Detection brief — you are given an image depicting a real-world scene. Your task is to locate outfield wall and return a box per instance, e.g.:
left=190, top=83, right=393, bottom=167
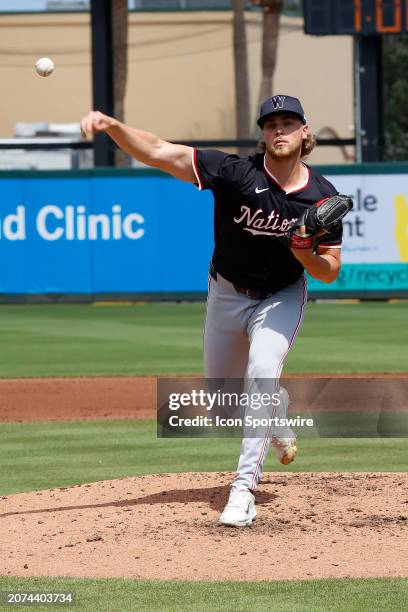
left=0, top=164, right=407, bottom=301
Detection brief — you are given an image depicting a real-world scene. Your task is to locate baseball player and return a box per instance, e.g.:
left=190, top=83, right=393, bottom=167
left=80, top=95, right=352, bottom=527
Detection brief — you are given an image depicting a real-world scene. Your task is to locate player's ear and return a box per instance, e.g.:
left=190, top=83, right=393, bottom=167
left=302, top=123, right=309, bottom=140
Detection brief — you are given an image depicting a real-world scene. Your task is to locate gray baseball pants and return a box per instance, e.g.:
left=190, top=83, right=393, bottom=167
left=204, top=270, right=307, bottom=490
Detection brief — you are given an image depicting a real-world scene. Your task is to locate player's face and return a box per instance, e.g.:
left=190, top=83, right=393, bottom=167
left=262, top=113, right=308, bottom=160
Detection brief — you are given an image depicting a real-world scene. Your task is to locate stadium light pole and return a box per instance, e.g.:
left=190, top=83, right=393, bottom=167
left=90, top=0, right=115, bottom=166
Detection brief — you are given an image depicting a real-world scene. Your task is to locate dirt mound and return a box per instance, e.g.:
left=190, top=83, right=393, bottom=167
left=1, top=472, right=407, bottom=581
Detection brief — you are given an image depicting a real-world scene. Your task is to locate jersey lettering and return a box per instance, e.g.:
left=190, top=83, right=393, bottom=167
left=234, top=206, right=298, bottom=236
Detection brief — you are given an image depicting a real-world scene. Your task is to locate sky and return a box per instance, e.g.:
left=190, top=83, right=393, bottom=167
left=0, top=1, right=139, bottom=9
left=0, top=1, right=47, bottom=9
left=0, top=1, right=111, bottom=10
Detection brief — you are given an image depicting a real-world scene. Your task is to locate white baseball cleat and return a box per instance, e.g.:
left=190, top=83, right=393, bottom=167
left=272, top=436, right=297, bottom=465
left=218, top=486, right=257, bottom=527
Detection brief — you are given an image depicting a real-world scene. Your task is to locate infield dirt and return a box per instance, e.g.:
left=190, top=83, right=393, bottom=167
left=1, top=374, right=407, bottom=422
left=1, top=375, right=407, bottom=582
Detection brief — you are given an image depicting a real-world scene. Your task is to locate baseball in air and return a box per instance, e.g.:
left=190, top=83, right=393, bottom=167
left=35, top=57, right=55, bottom=77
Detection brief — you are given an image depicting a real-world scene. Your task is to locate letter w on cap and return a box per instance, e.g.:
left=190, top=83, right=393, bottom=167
left=270, top=95, right=286, bottom=109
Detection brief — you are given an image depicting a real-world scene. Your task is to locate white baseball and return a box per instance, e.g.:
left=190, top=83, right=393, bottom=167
left=35, top=57, right=55, bottom=77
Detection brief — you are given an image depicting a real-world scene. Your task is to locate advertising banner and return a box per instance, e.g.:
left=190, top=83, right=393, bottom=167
left=0, top=172, right=213, bottom=295
left=307, top=170, right=408, bottom=294
left=0, top=165, right=407, bottom=298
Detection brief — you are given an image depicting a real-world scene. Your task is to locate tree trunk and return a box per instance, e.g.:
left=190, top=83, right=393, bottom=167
left=232, top=0, right=250, bottom=154
left=252, top=0, right=283, bottom=138
left=112, top=0, right=129, bottom=167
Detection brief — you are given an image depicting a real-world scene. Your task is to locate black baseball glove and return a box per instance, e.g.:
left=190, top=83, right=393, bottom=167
left=286, top=194, right=353, bottom=249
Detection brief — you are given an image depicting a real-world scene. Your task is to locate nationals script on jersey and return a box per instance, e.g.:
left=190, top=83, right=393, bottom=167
left=193, top=149, right=342, bottom=293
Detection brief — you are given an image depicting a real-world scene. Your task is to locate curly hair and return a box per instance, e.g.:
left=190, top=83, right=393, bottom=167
left=301, top=132, right=316, bottom=158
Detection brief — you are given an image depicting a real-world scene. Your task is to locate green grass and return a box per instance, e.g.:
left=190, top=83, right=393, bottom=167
left=0, top=302, right=407, bottom=377
left=0, top=303, right=204, bottom=377
left=0, top=303, right=406, bottom=601
left=0, top=420, right=407, bottom=496
left=0, top=577, right=406, bottom=611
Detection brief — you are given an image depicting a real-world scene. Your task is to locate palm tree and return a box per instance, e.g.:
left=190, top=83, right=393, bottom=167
left=232, top=0, right=251, bottom=153
left=112, top=0, right=129, bottom=166
left=251, top=0, right=283, bottom=137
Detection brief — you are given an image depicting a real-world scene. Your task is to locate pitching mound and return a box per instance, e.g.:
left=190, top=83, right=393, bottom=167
left=1, top=472, right=407, bottom=581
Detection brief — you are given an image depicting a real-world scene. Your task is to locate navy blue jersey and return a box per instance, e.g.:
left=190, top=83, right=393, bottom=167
left=193, top=149, right=341, bottom=293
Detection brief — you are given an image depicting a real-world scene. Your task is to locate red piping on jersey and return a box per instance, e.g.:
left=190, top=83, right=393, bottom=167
left=192, top=148, right=204, bottom=191
left=263, top=155, right=310, bottom=195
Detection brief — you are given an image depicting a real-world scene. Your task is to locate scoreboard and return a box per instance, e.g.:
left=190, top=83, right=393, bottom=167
left=304, top=0, right=408, bottom=36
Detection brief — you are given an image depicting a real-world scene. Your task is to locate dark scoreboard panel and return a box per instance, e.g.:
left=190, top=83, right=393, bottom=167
left=304, top=0, right=408, bottom=36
